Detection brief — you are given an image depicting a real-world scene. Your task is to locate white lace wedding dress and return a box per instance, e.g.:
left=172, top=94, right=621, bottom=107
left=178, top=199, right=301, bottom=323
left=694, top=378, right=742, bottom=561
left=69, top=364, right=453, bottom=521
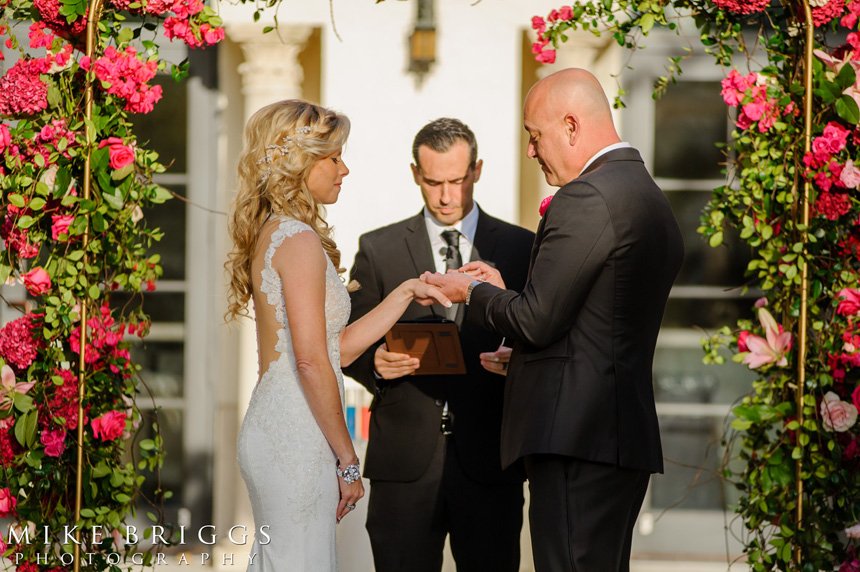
left=237, top=217, right=351, bottom=571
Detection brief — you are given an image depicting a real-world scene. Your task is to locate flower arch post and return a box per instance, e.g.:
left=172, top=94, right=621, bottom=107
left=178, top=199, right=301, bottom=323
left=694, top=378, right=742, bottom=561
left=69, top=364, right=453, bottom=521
left=0, top=0, right=226, bottom=562
left=72, top=0, right=106, bottom=566
left=529, top=0, right=860, bottom=568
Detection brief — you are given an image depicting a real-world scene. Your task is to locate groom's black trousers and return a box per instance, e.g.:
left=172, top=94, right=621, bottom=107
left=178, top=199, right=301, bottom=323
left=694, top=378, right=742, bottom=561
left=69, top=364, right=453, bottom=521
left=525, top=454, right=650, bottom=572
left=366, top=433, right=523, bottom=572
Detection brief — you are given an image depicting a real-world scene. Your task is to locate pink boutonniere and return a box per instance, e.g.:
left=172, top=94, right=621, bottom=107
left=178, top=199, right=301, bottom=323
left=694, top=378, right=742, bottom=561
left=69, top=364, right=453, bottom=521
left=538, top=195, right=554, bottom=217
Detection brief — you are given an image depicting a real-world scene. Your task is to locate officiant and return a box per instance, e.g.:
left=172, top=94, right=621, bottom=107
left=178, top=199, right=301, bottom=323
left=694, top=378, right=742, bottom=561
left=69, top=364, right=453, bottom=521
left=343, top=118, right=533, bottom=572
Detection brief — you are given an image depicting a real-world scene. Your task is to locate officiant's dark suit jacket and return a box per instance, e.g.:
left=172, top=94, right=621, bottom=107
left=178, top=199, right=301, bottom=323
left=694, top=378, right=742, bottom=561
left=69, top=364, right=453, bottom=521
left=343, top=208, right=533, bottom=484
left=468, top=148, right=684, bottom=473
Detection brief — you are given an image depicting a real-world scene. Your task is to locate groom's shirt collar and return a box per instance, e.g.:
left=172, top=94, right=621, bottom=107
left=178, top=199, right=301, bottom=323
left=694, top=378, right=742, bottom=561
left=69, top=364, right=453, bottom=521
left=580, top=142, right=632, bottom=176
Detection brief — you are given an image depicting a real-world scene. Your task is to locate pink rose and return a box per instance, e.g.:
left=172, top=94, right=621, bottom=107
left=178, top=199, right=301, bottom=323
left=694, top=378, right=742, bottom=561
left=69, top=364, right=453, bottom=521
left=531, top=15, right=546, bottom=33
left=842, top=159, right=860, bottom=189
left=837, top=288, right=860, bottom=316
left=22, top=267, right=51, bottom=296
left=820, top=391, right=858, bottom=432
left=539, top=194, right=554, bottom=217
left=51, top=214, right=73, bottom=240
left=97, top=137, right=135, bottom=170
left=754, top=297, right=768, bottom=308
left=40, top=428, right=66, bottom=457
left=559, top=5, right=573, bottom=20
left=0, top=488, right=16, bottom=517
left=91, top=410, right=126, bottom=441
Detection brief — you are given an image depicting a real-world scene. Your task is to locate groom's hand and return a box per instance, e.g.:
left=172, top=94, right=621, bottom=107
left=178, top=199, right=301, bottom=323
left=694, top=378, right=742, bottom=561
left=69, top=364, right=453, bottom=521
left=420, top=271, right=472, bottom=303
left=460, top=261, right=506, bottom=289
left=374, top=343, right=420, bottom=379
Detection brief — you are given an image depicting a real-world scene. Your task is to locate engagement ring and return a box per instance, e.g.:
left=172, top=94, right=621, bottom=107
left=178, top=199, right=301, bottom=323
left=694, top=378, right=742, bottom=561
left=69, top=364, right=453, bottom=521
left=346, top=504, right=356, bottom=510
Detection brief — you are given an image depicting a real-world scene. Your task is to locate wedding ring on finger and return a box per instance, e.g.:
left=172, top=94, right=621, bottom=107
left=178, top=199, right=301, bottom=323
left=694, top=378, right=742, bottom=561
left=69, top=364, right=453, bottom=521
left=346, top=504, right=356, bottom=511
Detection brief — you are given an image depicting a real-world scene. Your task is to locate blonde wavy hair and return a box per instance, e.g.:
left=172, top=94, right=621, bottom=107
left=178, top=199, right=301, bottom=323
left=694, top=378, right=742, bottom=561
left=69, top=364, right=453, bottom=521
left=225, top=99, right=351, bottom=321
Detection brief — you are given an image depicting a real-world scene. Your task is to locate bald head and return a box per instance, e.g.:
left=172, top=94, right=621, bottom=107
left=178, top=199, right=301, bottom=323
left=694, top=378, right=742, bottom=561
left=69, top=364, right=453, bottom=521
left=523, top=68, right=620, bottom=186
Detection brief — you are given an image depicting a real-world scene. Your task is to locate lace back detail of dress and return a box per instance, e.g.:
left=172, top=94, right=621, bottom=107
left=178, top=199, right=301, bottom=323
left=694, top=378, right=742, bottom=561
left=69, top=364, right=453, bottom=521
left=259, top=218, right=314, bottom=355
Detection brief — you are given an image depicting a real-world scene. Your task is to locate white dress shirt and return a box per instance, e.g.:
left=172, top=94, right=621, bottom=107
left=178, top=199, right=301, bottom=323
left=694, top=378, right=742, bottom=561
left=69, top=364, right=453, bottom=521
left=424, top=203, right=479, bottom=273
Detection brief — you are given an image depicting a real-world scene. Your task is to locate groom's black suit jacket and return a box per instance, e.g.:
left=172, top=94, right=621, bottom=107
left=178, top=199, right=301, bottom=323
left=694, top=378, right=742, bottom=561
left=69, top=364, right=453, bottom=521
left=344, top=208, right=534, bottom=484
left=469, top=148, right=684, bottom=473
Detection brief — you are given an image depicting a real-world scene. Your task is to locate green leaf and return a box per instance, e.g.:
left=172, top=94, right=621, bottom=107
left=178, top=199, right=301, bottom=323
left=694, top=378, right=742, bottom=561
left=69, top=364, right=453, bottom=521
left=8, top=194, right=26, bottom=208
left=29, top=198, right=46, bottom=211
left=80, top=508, right=96, bottom=518
left=12, top=392, right=33, bottom=414
left=139, top=438, right=156, bottom=451
left=103, top=191, right=124, bottom=210
left=88, top=284, right=101, bottom=299
left=150, top=185, right=173, bottom=204
left=110, top=163, right=134, bottom=181
left=16, top=216, right=36, bottom=229
left=14, top=410, right=38, bottom=448
left=639, top=13, right=655, bottom=34
left=836, top=94, right=860, bottom=125
left=709, top=231, right=723, bottom=248
left=837, top=60, right=857, bottom=89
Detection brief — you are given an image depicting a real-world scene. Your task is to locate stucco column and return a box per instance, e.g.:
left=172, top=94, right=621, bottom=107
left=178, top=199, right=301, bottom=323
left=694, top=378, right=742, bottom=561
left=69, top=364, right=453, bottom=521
left=230, top=24, right=313, bottom=117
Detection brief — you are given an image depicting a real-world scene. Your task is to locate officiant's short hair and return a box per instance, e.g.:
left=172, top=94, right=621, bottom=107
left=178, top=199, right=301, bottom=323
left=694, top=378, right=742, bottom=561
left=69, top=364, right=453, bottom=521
left=412, top=118, right=478, bottom=169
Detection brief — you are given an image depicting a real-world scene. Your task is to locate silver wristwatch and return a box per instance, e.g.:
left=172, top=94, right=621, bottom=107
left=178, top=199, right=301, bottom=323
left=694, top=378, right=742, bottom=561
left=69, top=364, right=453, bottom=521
left=465, top=280, right=484, bottom=305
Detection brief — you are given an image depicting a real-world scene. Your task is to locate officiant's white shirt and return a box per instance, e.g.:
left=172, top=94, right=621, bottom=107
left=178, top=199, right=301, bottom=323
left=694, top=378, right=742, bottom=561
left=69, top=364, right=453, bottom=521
left=424, top=204, right=479, bottom=273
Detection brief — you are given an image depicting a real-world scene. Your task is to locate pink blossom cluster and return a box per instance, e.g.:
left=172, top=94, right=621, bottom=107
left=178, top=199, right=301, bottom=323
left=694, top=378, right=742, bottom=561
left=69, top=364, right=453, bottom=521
left=84, top=47, right=162, bottom=114
left=164, top=18, right=224, bottom=48
left=69, top=304, right=133, bottom=376
left=1, top=205, right=40, bottom=259
left=530, top=7, right=572, bottom=65
left=811, top=0, right=846, bottom=27
left=0, top=59, right=48, bottom=116
left=843, top=0, right=860, bottom=28
left=720, top=70, right=792, bottom=133
left=38, top=368, right=85, bottom=437
left=0, top=418, right=17, bottom=467
left=33, top=0, right=87, bottom=37
left=0, top=314, right=42, bottom=371
left=27, top=22, right=54, bottom=50
left=799, top=121, right=860, bottom=220
left=711, top=0, right=770, bottom=15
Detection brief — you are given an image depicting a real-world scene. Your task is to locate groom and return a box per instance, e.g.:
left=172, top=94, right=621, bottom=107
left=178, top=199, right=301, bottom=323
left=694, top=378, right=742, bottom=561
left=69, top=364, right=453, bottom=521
left=424, top=69, right=684, bottom=571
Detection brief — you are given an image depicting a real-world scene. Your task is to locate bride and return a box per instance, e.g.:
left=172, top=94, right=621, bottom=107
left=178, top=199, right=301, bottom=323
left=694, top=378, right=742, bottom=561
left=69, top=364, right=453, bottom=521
left=225, top=100, right=450, bottom=570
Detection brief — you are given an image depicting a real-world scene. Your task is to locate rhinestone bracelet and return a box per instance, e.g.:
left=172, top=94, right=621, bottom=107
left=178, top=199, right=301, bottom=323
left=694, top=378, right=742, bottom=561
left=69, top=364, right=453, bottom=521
left=336, top=462, right=361, bottom=485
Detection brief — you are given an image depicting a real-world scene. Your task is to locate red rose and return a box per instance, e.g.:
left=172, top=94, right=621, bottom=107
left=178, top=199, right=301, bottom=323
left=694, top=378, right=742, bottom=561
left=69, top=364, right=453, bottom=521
left=0, top=487, right=16, bottom=517
left=91, top=410, right=126, bottom=441
left=22, top=267, right=51, bottom=296
left=98, top=137, right=135, bottom=170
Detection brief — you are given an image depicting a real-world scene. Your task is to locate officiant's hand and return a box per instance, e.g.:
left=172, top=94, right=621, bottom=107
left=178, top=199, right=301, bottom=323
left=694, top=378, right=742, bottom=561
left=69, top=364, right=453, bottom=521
left=374, top=343, right=420, bottom=379
left=460, top=261, right=506, bottom=289
left=480, top=344, right=512, bottom=376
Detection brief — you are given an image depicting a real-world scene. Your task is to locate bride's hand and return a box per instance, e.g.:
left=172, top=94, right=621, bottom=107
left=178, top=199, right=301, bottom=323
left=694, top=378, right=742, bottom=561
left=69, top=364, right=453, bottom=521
left=336, top=474, right=364, bottom=523
left=404, top=278, right=452, bottom=308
